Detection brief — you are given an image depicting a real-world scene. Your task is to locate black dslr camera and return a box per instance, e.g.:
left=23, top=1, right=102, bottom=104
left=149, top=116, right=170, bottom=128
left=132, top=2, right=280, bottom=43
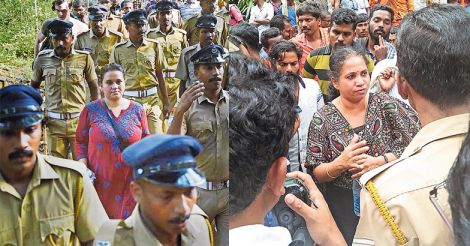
left=273, top=177, right=316, bottom=246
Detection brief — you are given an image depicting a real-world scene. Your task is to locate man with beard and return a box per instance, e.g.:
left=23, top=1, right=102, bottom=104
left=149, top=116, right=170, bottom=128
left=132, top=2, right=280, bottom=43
left=31, top=19, right=99, bottom=159
left=176, top=15, right=227, bottom=95
left=269, top=40, right=324, bottom=172
left=94, top=134, right=212, bottom=246
left=75, top=5, right=123, bottom=82
left=168, top=45, right=229, bottom=246
left=34, top=0, right=89, bottom=56
left=184, top=0, right=228, bottom=46
left=362, top=4, right=396, bottom=64
left=355, top=13, right=369, bottom=38
left=291, top=2, right=329, bottom=71
left=0, top=85, right=107, bottom=245
left=147, top=0, right=189, bottom=110
left=110, top=9, right=170, bottom=134
left=302, top=8, right=374, bottom=101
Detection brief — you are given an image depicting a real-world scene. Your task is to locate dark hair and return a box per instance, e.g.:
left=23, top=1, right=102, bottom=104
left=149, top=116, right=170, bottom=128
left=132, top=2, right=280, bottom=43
left=330, top=8, right=357, bottom=30
left=229, top=22, right=260, bottom=51
left=321, top=10, right=331, bottom=18
left=448, top=121, right=470, bottom=246
left=260, top=27, right=282, bottom=49
left=102, top=63, right=125, bottom=78
left=269, top=40, right=302, bottom=67
left=270, top=15, right=290, bottom=32
left=229, top=69, right=297, bottom=216
left=356, top=13, right=369, bottom=24
left=52, top=0, right=69, bottom=10
left=296, top=2, right=322, bottom=18
left=121, top=0, right=132, bottom=8
left=228, top=52, right=266, bottom=87
left=72, top=0, right=85, bottom=8
left=328, top=46, right=369, bottom=101
left=369, top=4, right=394, bottom=22
left=390, top=26, right=398, bottom=34
left=396, top=4, right=470, bottom=109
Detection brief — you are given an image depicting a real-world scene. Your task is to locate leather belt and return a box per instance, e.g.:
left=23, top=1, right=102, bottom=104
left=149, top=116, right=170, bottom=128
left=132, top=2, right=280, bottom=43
left=123, top=87, right=158, bottom=97
left=163, top=71, right=176, bottom=78
left=47, top=112, right=81, bottom=120
left=198, top=180, right=229, bottom=190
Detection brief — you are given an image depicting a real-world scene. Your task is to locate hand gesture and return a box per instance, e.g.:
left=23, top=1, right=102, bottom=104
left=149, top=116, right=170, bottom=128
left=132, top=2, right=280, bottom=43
left=373, top=35, right=388, bottom=62
left=162, top=103, right=171, bottom=119
left=176, top=82, right=205, bottom=114
left=285, top=171, right=347, bottom=246
left=349, top=154, right=382, bottom=179
left=378, top=67, right=396, bottom=93
left=334, top=134, right=369, bottom=171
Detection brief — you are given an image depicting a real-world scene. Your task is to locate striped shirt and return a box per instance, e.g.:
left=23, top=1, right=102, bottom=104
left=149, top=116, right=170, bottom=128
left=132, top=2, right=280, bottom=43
left=180, top=2, right=202, bottom=21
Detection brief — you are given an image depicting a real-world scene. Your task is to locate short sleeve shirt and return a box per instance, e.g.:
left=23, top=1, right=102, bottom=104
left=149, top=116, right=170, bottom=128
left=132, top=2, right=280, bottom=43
left=146, top=27, right=188, bottom=71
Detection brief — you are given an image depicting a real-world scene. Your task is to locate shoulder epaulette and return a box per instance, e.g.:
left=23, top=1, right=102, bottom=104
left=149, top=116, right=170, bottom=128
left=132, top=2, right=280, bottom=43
left=37, top=49, right=53, bottom=56
left=44, top=155, right=87, bottom=176
left=174, top=28, right=187, bottom=35
left=75, top=49, right=90, bottom=55
left=108, top=29, right=123, bottom=37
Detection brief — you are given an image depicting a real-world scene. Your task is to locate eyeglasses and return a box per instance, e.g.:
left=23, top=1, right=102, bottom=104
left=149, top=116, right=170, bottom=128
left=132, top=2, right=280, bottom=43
left=429, top=179, right=453, bottom=234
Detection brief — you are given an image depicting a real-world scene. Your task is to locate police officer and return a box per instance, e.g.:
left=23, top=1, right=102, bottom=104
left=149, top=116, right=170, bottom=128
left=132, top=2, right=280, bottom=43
left=168, top=44, right=229, bottom=246
left=110, top=9, right=171, bottom=134
left=146, top=0, right=189, bottom=111
left=75, top=4, right=123, bottom=81
left=147, top=2, right=184, bottom=29
left=98, top=0, right=130, bottom=39
left=183, top=0, right=228, bottom=46
left=31, top=19, right=99, bottom=159
left=0, top=85, right=108, bottom=245
left=176, top=14, right=228, bottom=96
left=94, top=134, right=213, bottom=246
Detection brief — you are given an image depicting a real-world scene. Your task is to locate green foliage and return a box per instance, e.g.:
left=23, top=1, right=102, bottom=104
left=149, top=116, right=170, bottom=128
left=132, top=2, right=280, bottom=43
left=237, top=0, right=253, bottom=19
left=0, top=0, right=54, bottom=80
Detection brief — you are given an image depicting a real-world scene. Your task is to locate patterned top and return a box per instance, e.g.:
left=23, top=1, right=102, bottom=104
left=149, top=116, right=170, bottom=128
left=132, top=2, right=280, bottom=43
left=75, top=100, right=150, bottom=219
left=305, top=92, right=420, bottom=189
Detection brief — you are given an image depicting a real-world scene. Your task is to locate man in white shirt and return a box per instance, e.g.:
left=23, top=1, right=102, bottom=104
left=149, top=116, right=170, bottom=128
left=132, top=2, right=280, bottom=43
left=249, top=0, right=274, bottom=38
left=269, top=40, right=324, bottom=172
left=229, top=60, right=345, bottom=246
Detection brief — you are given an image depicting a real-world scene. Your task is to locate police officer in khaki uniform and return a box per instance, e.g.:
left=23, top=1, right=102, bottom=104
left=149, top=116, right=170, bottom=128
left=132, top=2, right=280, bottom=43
left=146, top=0, right=189, bottom=111
left=93, top=134, right=213, bottom=246
left=176, top=14, right=228, bottom=96
left=31, top=19, right=99, bottom=159
left=0, top=85, right=108, bottom=246
left=183, top=0, right=228, bottom=46
left=75, top=4, right=123, bottom=81
left=148, top=6, right=184, bottom=29
left=97, top=0, right=130, bottom=39
left=352, top=5, right=470, bottom=246
left=168, top=45, right=229, bottom=246
left=110, top=9, right=171, bottom=134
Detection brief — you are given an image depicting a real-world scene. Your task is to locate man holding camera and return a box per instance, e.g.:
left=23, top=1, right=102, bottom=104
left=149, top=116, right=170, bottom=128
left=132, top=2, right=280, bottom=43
left=229, top=67, right=345, bottom=245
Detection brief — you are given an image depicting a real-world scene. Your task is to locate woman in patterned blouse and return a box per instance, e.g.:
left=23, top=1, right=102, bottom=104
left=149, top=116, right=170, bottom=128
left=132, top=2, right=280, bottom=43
left=75, top=63, right=150, bottom=219
left=305, top=47, right=420, bottom=244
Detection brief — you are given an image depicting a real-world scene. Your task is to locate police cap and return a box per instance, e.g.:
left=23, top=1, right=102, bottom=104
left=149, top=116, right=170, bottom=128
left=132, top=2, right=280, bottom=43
left=48, top=19, right=74, bottom=38
left=0, top=85, right=44, bottom=129
left=122, top=134, right=206, bottom=188
left=123, top=9, right=148, bottom=25
left=190, top=44, right=226, bottom=65
left=196, top=14, right=217, bottom=29
left=88, top=4, right=109, bottom=21
left=155, top=0, right=179, bottom=12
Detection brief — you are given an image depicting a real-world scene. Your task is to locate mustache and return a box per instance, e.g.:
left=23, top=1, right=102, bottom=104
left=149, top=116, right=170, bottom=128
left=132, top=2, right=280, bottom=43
left=209, top=77, right=222, bottom=83
left=168, top=215, right=190, bottom=224
left=9, top=149, right=33, bottom=160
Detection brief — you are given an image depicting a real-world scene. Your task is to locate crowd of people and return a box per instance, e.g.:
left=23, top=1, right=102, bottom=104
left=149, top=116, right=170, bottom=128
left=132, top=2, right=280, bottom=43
left=0, top=0, right=470, bottom=245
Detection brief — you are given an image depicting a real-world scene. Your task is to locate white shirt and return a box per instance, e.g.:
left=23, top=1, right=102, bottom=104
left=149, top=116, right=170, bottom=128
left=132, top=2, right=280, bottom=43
left=288, top=77, right=324, bottom=172
left=249, top=2, right=274, bottom=37
left=229, top=224, right=292, bottom=246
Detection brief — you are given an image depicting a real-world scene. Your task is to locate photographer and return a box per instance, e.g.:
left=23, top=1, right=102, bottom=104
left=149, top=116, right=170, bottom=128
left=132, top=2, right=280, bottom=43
left=229, top=65, right=346, bottom=246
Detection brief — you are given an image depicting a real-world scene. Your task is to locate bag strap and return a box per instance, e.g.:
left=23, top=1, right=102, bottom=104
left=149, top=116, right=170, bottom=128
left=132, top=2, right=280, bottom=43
left=204, top=217, right=214, bottom=246
left=365, top=181, right=408, bottom=245
left=101, top=99, right=128, bottom=151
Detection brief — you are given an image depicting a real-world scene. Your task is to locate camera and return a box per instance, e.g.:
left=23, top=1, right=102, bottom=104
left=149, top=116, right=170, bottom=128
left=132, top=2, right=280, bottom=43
left=273, top=177, right=316, bottom=246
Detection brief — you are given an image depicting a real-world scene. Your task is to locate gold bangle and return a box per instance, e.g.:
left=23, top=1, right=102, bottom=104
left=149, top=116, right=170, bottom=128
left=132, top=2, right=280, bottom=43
left=326, top=164, right=339, bottom=179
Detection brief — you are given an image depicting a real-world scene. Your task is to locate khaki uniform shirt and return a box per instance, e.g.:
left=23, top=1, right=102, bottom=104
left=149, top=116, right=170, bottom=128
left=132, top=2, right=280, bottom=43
left=146, top=26, right=188, bottom=72
left=110, top=38, right=167, bottom=91
left=183, top=13, right=228, bottom=46
left=182, top=90, right=229, bottom=182
left=175, top=43, right=201, bottom=88
left=0, top=154, right=108, bottom=245
left=104, top=14, right=129, bottom=39
left=147, top=9, right=183, bottom=29
left=93, top=205, right=211, bottom=246
left=75, top=29, right=123, bottom=78
left=32, top=49, right=98, bottom=113
left=353, top=113, right=469, bottom=246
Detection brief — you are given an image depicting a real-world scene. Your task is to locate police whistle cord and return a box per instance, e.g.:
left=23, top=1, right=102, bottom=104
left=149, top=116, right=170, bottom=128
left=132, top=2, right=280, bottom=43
left=365, top=181, right=408, bottom=245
